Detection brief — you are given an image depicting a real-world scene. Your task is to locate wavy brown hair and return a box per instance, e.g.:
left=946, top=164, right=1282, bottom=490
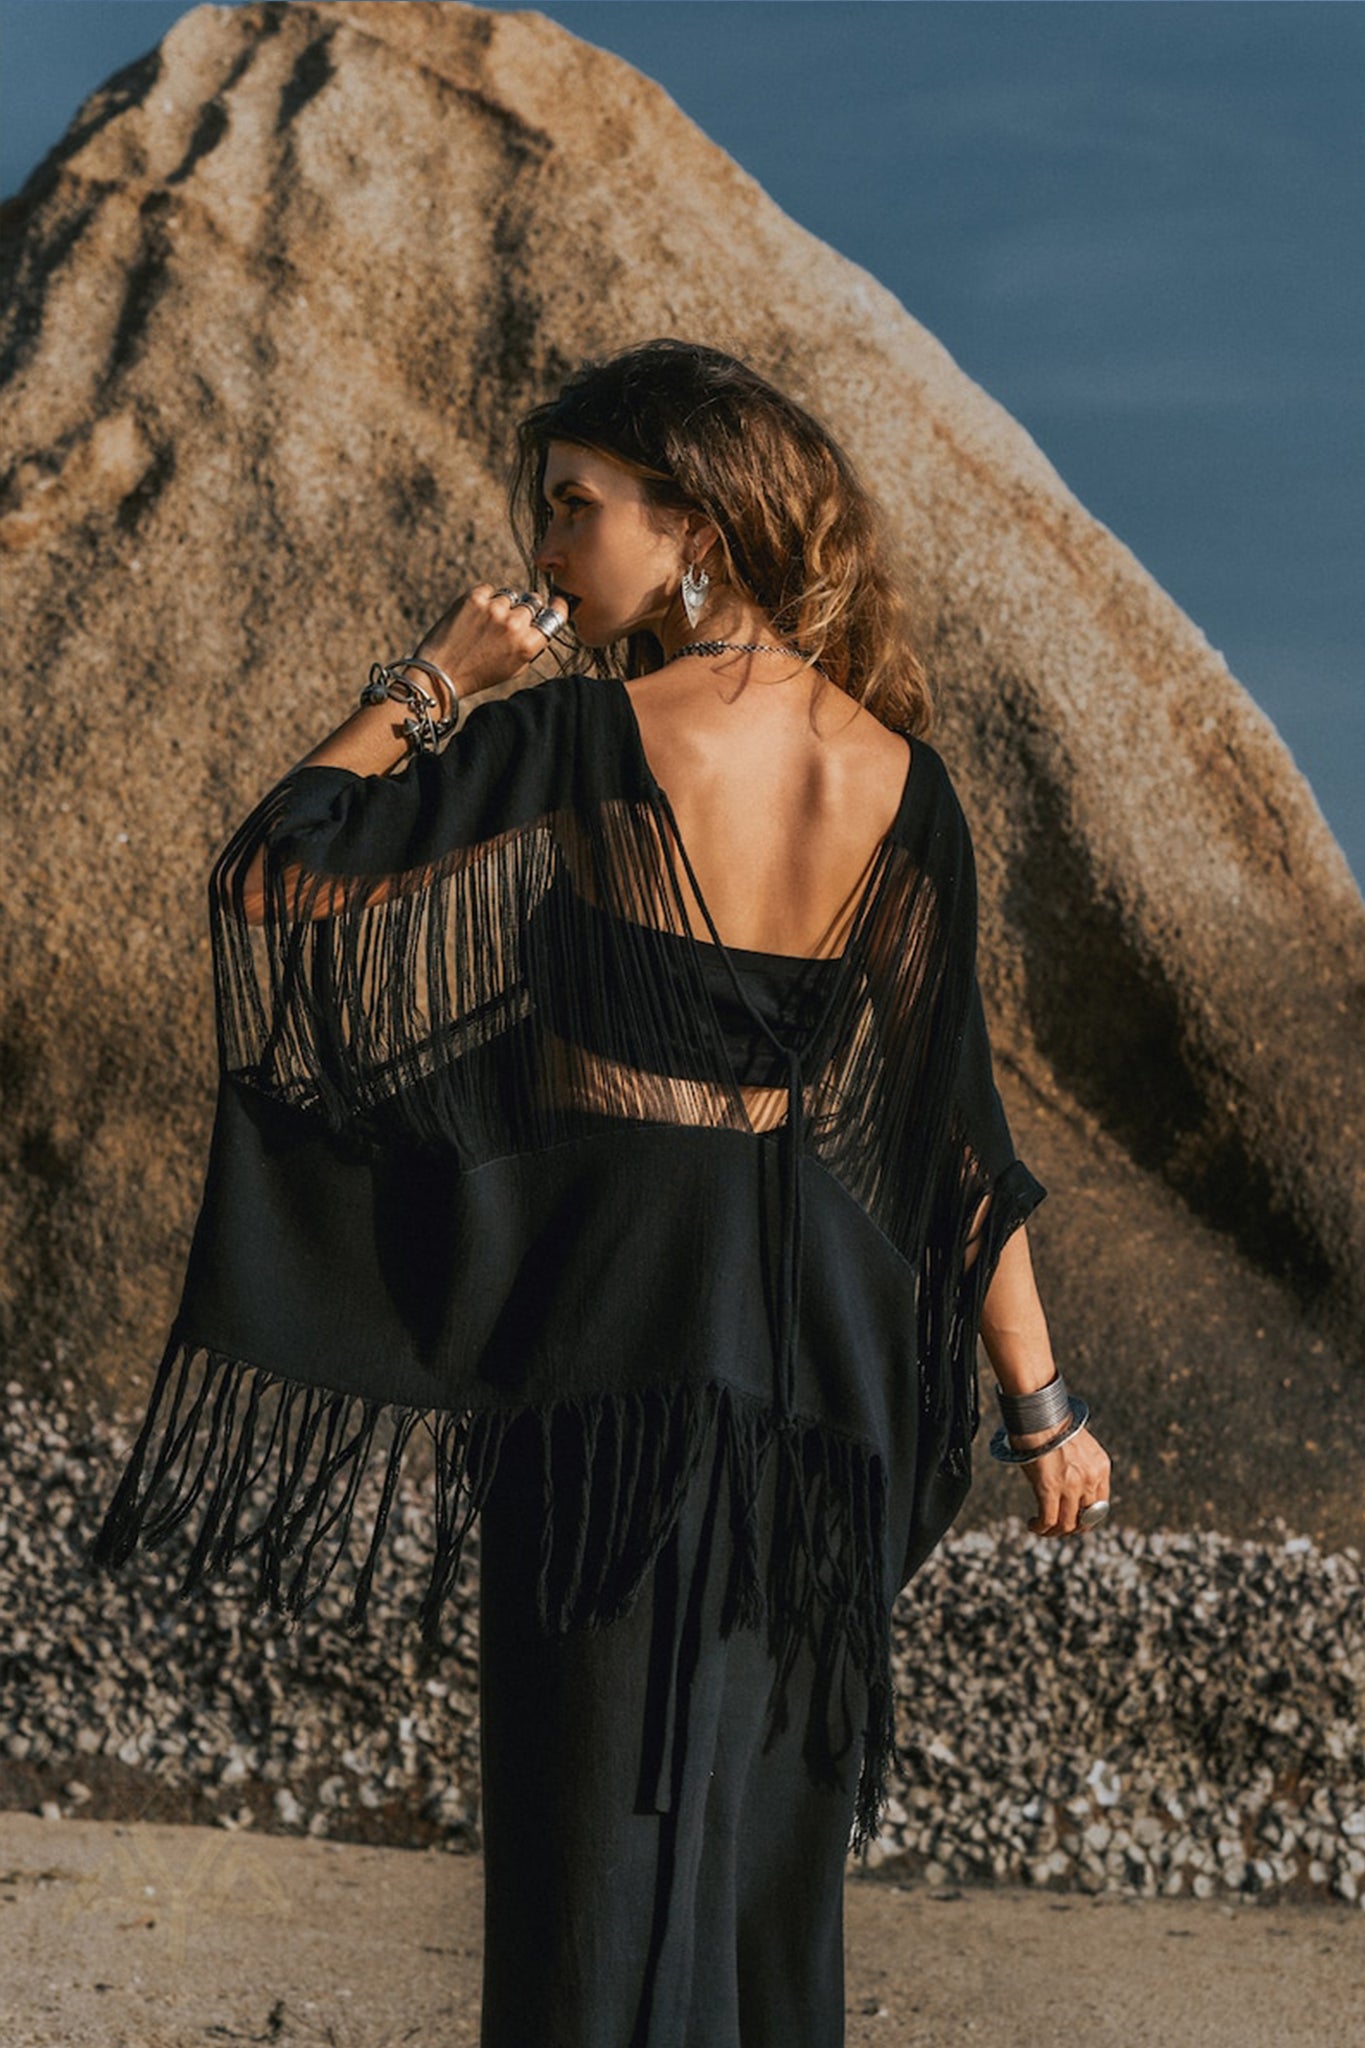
left=509, top=339, right=932, bottom=735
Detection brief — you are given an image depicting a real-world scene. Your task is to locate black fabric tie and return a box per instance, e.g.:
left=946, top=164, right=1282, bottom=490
left=776, top=1046, right=805, bottom=1423
left=653, top=792, right=847, bottom=1426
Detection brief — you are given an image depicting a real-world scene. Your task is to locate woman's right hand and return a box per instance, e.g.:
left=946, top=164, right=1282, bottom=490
left=1016, top=1424, right=1113, bottom=1539
left=414, top=584, right=563, bottom=704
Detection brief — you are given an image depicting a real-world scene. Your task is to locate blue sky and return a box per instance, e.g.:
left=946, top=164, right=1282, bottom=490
left=2, top=1, right=1360, bottom=887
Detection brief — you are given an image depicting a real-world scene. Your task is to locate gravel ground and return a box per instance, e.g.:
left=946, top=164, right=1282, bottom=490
left=4, top=1367, right=1363, bottom=1911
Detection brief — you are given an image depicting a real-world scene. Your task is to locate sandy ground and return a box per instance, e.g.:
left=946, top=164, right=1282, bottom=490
left=2, top=1811, right=1360, bottom=2048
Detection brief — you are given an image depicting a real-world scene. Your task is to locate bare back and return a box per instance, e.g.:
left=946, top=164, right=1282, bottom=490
left=624, top=659, right=913, bottom=960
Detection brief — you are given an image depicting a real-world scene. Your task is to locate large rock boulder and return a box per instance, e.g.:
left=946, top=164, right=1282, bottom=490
left=2, top=1, right=1361, bottom=1542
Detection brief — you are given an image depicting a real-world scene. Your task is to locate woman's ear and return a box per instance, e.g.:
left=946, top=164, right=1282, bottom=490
left=685, top=516, right=722, bottom=571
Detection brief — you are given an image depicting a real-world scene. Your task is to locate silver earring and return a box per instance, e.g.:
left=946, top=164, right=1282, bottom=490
left=680, top=561, right=710, bottom=629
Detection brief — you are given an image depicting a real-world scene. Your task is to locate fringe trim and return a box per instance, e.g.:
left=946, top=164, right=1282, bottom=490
left=87, top=1341, right=899, bottom=1856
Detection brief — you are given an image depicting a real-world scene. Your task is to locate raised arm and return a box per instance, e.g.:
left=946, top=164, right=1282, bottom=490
left=236, top=586, right=559, bottom=922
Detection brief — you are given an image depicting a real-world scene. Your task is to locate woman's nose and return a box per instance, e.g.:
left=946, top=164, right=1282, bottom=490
left=533, top=531, right=561, bottom=575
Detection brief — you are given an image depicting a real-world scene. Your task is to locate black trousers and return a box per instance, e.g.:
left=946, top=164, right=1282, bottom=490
left=477, top=1411, right=869, bottom=2048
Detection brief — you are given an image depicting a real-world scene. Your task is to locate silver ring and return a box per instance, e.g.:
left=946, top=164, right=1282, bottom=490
left=532, top=605, right=567, bottom=638
left=1077, top=1500, right=1111, bottom=1531
left=492, top=586, right=521, bottom=599
left=509, top=589, right=541, bottom=613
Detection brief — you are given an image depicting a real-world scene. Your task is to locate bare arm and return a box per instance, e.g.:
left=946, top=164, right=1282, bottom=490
left=979, top=1225, right=1056, bottom=1395
left=979, top=1224, right=1112, bottom=1538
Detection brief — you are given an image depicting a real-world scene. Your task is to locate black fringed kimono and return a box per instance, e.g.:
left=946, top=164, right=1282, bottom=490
left=89, top=668, right=1043, bottom=1870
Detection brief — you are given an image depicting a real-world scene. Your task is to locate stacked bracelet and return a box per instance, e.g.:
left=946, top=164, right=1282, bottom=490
left=987, top=1398, right=1089, bottom=1467
left=390, top=655, right=457, bottom=718
left=987, top=1368, right=1090, bottom=1466
left=360, top=657, right=458, bottom=754
left=995, top=1372, right=1072, bottom=1437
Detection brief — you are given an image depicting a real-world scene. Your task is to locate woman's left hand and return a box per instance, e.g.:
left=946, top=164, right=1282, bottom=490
left=1015, top=1425, right=1112, bottom=1538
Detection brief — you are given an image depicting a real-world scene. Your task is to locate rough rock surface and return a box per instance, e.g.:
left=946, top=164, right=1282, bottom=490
left=1, top=1, right=1362, bottom=1540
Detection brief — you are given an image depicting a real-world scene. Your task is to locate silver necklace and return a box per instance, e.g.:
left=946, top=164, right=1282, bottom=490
left=673, top=640, right=810, bottom=662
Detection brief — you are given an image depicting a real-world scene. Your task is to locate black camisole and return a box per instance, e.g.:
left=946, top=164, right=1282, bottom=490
left=526, top=874, right=850, bottom=1091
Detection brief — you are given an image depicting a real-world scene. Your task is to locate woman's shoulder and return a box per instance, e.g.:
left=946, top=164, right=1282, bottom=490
left=450, top=667, right=625, bottom=761
left=882, top=724, right=954, bottom=809
left=445, top=667, right=645, bottom=815
left=899, top=727, right=948, bottom=783
left=454, top=667, right=598, bottom=729
left=887, top=729, right=978, bottom=871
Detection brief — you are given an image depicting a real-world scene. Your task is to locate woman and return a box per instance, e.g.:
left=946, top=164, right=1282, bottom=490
left=91, top=339, right=1110, bottom=2047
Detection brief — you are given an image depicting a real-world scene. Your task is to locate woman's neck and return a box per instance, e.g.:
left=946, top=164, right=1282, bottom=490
left=656, top=592, right=791, bottom=664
